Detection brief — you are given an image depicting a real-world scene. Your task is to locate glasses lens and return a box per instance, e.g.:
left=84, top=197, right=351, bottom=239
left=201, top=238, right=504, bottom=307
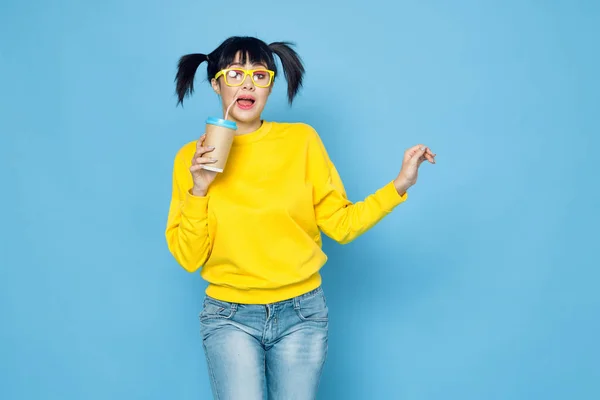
left=252, top=70, right=271, bottom=87
left=224, top=69, right=245, bottom=86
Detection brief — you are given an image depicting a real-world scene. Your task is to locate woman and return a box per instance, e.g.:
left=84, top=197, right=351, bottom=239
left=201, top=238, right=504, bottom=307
left=165, top=36, right=435, bottom=399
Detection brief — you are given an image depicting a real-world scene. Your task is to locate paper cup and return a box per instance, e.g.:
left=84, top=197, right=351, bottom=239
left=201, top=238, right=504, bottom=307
left=201, top=117, right=237, bottom=173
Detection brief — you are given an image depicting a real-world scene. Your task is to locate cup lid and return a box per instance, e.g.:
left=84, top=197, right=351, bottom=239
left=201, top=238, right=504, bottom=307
left=206, top=117, right=237, bottom=130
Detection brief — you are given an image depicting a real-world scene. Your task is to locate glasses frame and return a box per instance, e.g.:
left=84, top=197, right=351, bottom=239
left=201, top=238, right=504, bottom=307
left=214, top=68, right=275, bottom=88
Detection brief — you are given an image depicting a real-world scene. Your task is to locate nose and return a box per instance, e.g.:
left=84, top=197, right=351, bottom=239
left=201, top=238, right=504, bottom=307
left=242, top=73, right=255, bottom=91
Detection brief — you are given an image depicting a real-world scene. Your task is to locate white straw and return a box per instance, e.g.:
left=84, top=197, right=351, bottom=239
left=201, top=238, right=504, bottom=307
left=224, top=87, right=243, bottom=120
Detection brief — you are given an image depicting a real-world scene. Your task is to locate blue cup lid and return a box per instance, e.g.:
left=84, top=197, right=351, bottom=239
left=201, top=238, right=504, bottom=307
left=206, top=117, right=237, bottom=130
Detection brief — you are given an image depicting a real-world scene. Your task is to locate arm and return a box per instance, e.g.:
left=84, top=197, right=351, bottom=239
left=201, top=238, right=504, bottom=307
left=165, top=150, right=213, bottom=272
left=309, top=129, right=408, bottom=244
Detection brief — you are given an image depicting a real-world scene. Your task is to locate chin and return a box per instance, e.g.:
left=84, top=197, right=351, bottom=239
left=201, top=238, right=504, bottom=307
left=230, top=108, right=263, bottom=124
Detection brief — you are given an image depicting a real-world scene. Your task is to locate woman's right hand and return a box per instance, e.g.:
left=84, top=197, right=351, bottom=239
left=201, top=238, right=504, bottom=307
left=189, top=134, right=218, bottom=197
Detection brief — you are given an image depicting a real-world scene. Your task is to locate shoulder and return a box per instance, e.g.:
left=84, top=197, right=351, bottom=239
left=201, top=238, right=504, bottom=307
left=172, top=140, right=197, bottom=166
left=267, top=121, right=322, bottom=143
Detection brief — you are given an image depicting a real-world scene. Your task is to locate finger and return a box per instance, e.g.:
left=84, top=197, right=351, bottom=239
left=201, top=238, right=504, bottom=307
left=414, top=145, right=436, bottom=164
left=194, top=146, right=215, bottom=158
left=411, top=146, right=428, bottom=164
left=190, top=164, right=205, bottom=173
left=192, top=156, right=218, bottom=165
left=424, top=152, right=436, bottom=164
left=196, top=134, right=207, bottom=149
left=190, top=158, right=218, bottom=173
left=407, top=144, right=424, bottom=153
left=424, top=147, right=436, bottom=162
left=404, top=144, right=423, bottom=159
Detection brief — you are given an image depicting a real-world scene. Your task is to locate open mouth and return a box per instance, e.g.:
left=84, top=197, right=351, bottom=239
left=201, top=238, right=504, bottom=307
left=236, top=96, right=256, bottom=110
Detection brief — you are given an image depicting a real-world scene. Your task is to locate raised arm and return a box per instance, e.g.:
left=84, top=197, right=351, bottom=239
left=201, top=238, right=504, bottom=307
left=165, top=141, right=217, bottom=272
left=308, top=129, right=408, bottom=244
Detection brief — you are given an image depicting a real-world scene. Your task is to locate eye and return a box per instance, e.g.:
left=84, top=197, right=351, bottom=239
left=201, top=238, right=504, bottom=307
left=228, top=70, right=243, bottom=79
left=253, top=71, right=268, bottom=79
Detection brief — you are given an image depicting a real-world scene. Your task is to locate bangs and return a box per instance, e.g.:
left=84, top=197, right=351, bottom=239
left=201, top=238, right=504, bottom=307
left=211, top=37, right=277, bottom=75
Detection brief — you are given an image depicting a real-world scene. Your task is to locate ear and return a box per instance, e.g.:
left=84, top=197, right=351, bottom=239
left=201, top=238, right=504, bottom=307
left=211, top=78, right=221, bottom=95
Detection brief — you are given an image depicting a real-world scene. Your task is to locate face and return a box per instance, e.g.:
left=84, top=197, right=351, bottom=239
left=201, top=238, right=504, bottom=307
left=211, top=52, right=273, bottom=125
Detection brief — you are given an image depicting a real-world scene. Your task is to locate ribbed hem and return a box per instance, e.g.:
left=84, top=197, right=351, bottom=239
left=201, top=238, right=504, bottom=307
left=182, top=191, right=209, bottom=219
left=377, top=181, right=409, bottom=212
left=205, top=273, right=322, bottom=304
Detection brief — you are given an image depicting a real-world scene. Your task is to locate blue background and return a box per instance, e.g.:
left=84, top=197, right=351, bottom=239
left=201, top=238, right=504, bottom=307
left=1, top=0, right=598, bottom=399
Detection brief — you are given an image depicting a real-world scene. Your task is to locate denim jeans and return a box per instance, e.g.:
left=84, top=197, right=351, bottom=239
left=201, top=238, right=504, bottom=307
left=199, top=286, right=329, bottom=400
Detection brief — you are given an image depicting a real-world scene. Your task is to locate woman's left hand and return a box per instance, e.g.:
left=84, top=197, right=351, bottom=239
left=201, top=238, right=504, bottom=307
left=394, top=144, right=436, bottom=195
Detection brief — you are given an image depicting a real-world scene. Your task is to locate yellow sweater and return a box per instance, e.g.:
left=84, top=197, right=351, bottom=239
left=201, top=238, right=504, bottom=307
left=165, top=121, right=407, bottom=304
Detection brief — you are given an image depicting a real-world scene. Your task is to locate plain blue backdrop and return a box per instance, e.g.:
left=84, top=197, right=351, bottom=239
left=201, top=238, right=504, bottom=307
left=1, top=0, right=598, bottom=399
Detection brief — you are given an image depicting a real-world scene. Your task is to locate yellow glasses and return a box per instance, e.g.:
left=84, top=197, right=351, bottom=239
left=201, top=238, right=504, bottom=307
left=214, top=68, right=275, bottom=88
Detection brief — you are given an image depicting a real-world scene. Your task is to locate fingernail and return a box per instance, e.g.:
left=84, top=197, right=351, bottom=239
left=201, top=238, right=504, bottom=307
left=208, top=146, right=215, bottom=150
left=420, top=146, right=426, bottom=151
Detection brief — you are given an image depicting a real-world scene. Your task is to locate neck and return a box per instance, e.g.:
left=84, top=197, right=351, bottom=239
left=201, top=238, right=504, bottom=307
left=233, top=118, right=263, bottom=135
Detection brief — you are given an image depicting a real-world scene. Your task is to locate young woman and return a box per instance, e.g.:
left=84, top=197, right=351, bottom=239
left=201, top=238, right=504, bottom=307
left=165, top=36, right=435, bottom=399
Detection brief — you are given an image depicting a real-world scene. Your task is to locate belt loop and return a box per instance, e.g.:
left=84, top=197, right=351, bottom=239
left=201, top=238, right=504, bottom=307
left=293, top=295, right=300, bottom=310
left=231, top=303, right=238, bottom=311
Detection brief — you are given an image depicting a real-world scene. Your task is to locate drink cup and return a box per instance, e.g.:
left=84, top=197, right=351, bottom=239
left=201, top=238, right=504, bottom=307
left=201, top=117, right=237, bottom=173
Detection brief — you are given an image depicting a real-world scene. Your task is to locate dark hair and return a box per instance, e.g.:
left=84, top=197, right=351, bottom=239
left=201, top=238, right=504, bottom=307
left=175, top=36, right=305, bottom=106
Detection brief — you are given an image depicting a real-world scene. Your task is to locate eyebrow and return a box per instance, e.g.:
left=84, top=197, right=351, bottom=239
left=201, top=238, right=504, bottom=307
left=228, top=63, right=267, bottom=69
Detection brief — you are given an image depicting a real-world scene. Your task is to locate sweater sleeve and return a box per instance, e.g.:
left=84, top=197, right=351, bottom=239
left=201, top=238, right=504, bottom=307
left=165, top=148, right=213, bottom=272
left=308, top=127, right=408, bottom=244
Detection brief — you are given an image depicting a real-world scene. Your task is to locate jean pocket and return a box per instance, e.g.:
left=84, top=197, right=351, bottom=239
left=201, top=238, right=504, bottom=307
left=295, top=292, right=329, bottom=322
left=199, top=299, right=235, bottom=321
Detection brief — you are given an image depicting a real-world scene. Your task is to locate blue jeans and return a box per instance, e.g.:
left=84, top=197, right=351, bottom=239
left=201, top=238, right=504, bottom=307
left=199, top=287, right=329, bottom=400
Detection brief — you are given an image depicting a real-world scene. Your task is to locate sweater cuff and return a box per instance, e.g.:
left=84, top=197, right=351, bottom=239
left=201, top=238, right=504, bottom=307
left=377, top=181, right=408, bottom=212
left=182, top=191, right=209, bottom=219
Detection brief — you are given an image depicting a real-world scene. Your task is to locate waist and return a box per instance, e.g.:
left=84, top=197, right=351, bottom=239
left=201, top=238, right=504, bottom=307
left=204, top=272, right=322, bottom=304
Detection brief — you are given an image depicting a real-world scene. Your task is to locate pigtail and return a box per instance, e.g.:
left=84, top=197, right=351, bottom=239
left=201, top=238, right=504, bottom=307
left=268, top=42, right=305, bottom=104
left=175, top=53, right=209, bottom=106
